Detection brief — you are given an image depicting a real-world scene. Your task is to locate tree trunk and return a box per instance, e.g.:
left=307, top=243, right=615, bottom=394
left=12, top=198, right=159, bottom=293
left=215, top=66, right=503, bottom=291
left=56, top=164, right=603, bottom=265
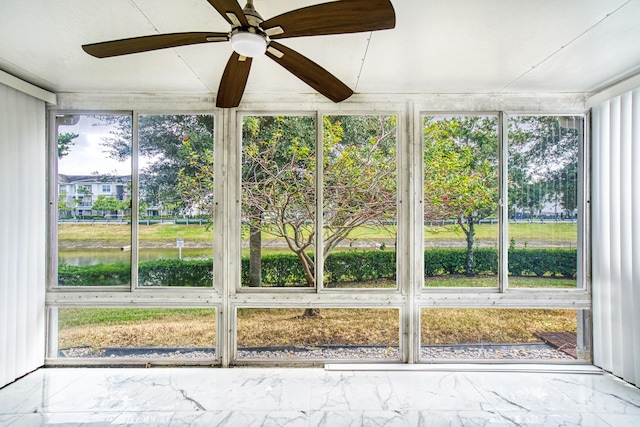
left=297, top=251, right=320, bottom=317
left=296, top=250, right=316, bottom=290
left=465, top=216, right=475, bottom=277
left=303, top=308, right=321, bottom=317
left=248, top=222, right=262, bottom=287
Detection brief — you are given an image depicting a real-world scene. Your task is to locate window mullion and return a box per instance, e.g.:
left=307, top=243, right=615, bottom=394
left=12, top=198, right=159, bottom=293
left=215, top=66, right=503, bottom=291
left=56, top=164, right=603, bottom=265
left=499, top=111, right=508, bottom=293
left=131, top=112, right=139, bottom=291
left=315, top=111, right=324, bottom=292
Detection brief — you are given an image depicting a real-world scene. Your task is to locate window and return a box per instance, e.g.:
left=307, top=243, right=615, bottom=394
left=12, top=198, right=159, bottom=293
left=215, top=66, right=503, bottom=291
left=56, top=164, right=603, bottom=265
left=56, top=114, right=132, bottom=287
left=52, top=307, right=217, bottom=361
left=137, top=114, right=215, bottom=288
left=54, top=113, right=215, bottom=288
left=241, top=115, right=316, bottom=288
left=507, top=116, right=582, bottom=288
left=239, top=114, right=398, bottom=290
left=423, top=115, right=499, bottom=288
left=420, top=308, right=587, bottom=361
left=322, top=115, right=397, bottom=289
left=236, top=308, right=399, bottom=361
left=49, top=104, right=587, bottom=367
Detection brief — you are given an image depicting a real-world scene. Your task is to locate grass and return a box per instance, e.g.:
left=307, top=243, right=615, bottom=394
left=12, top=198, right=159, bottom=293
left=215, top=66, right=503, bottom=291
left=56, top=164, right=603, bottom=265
left=58, top=222, right=577, bottom=248
left=421, top=308, right=577, bottom=345
left=424, top=275, right=576, bottom=288
left=58, top=308, right=214, bottom=328
left=57, top=306, right=577, bottom=350
left=58, top=223, right=213, bottom=244
left=58, top=308, right=216, bottom=349
left=425, top=222, right=577, bottom=246
left=236, top=308, right=399, bottom=347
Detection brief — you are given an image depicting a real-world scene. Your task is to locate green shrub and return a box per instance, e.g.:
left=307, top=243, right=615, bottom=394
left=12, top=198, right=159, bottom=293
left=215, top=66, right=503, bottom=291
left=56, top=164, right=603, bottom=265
left=241, top=253, right=310, bottom=287
left=324, top=251, right=395, bottom=283
left=58, top=259, right=213, bottom=287
left=508, top=248, right=577, bottom=278
left=58, top=247, right=577, bottom=287
left=138, top=259, right=212, bottom=287
left=58, top=263, right=131, bottom=287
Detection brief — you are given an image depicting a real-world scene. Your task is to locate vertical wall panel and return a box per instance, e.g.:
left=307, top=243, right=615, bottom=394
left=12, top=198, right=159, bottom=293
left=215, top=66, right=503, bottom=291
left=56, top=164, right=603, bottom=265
left=593, top=101, right=612, bottom=371
left=590, top=104, right=603, bottom=366
left=619, top=92, right=634, bottom=382
left=608, top=98, right=623, bottom=374
left=592, top=87, right=640, bottom=387
left=0, top=83, right=46, bottom=388
left=0, top=85, right=14, bottom=386
left=631, top=89, right=640, bottom=387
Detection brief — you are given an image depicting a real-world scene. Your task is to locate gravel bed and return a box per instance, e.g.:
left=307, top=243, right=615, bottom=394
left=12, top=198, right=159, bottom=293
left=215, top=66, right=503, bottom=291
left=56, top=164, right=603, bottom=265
left=59, top=344, right=574, bottom=360
left=59, top=347, right=216, bottom=359
left=421, top=344, right=575, bottom=360
left=237, top=346, right=400, bottom=360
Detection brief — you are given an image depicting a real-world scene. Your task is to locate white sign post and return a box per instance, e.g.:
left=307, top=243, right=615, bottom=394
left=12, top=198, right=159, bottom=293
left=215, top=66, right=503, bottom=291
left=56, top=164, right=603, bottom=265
left=176, top=238, right=184, bottom=260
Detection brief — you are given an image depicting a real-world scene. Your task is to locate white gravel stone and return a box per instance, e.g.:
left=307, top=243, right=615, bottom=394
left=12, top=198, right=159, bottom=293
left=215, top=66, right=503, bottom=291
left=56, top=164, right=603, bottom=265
left=59, top=344, right=574, bottom=361
left=421, top=345, right=574, bottom=360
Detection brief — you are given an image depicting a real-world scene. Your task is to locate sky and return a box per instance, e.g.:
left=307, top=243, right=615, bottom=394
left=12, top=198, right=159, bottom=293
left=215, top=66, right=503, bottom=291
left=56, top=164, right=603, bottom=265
left=57, top=115, right=131, bottom=176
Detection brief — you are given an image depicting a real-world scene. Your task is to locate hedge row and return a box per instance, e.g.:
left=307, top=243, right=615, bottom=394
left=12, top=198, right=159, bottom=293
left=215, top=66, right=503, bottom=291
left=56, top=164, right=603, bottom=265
left=58, top=248, right=577, bottom=287
left=58, top=259, right=213, bottom=287
left=240, top=251, right=398, bottom=287
left=423, top=248, right=576, bottom=278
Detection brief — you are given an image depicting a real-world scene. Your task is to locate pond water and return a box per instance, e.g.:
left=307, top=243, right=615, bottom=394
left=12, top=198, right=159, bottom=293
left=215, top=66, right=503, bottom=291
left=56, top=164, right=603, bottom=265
left=59, top=248, right=213, bottom=266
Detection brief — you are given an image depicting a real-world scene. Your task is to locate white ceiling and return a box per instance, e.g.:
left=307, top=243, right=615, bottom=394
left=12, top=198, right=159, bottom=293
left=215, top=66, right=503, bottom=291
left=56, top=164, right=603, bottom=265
left=1, top=0, right=639, bottom=100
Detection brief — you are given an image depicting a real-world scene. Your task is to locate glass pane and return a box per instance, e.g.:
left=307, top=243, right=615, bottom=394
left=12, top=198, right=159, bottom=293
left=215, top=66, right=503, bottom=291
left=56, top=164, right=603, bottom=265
left=55, top=307, right=216, bottom=360
left=137, top=114, right=215, bottom=287
left=423, top=116, right=499, bottom=288
left=322, top=115, right=397, bottom=289
left=237, top=308, right=400, bottom=360
left=421, top=308, right=584, bottom=361
left=57, top=114, right=131, bottom=287
left=507, top=116, right=581, bottom=288
left=241, top=116, right=316, bottom=288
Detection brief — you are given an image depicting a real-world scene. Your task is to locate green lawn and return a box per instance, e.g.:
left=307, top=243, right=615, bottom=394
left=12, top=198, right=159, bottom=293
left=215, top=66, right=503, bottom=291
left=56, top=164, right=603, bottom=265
left=58, top=222, right=213, bottom=245
left=59, top=222, right=577, bottom=246
left=425, top=222, right=577, bottom=246
left=424, top=275, right=576, bottom=288
left=58, top=307, right=215, bottom=328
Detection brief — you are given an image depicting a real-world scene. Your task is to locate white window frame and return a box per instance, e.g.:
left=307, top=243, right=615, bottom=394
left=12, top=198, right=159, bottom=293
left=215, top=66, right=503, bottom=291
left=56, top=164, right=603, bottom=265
left=45, top=94, right=591, bottom=367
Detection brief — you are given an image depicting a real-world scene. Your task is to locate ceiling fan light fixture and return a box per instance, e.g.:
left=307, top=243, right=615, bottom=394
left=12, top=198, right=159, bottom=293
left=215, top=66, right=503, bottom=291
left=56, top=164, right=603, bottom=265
left=230, top=31, right=267, bottom=57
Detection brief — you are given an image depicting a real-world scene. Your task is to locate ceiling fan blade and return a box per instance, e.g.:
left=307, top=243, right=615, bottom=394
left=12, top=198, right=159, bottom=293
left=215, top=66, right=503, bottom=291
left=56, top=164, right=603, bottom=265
left=82, top=32, right=229, bottom=58
left=216, top=52, right=252, bottom=108
left=206, top=0, right=248, bottom=27
left=265, top=42, right=352, bottom=103
left=262, top=0, right=395, bottom=39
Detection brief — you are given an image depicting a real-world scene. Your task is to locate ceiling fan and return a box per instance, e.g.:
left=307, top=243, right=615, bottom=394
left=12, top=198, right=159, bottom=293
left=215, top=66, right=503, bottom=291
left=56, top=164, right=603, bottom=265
left=82, top=0, right=396, bottom=108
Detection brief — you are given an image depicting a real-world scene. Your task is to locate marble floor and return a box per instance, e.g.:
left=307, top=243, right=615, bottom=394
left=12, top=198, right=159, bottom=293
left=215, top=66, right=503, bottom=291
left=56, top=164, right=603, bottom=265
left=1, top=365, right=639, bottom=426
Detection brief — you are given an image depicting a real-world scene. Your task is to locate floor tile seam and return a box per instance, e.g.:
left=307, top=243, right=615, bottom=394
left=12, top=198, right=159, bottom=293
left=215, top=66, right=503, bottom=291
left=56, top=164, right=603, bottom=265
left=4, top=412, right=124, bottom=426
left=496, top=411, right=619, bottom=427
left=591, top=412, right=617, bottom=426
left=493, top=408, right=637, bottom=416
left=35, top=408, right=126, bottom=414
left=5, top=414, right=26, bottom=427
left=37, top=367, right=97, bottom=409
left=305, top=409, right=513, bottom=413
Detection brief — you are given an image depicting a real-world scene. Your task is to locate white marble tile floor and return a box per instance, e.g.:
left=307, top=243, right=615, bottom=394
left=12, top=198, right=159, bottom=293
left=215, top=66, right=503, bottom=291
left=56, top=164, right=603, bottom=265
left=1, top=366, right=639, bottom=426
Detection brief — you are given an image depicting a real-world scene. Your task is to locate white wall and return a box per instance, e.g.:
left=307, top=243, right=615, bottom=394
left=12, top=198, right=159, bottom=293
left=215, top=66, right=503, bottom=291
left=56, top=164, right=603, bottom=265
left=0, top=82, right=47, bottom=387
left=591, top=87, right=640, bottom=387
